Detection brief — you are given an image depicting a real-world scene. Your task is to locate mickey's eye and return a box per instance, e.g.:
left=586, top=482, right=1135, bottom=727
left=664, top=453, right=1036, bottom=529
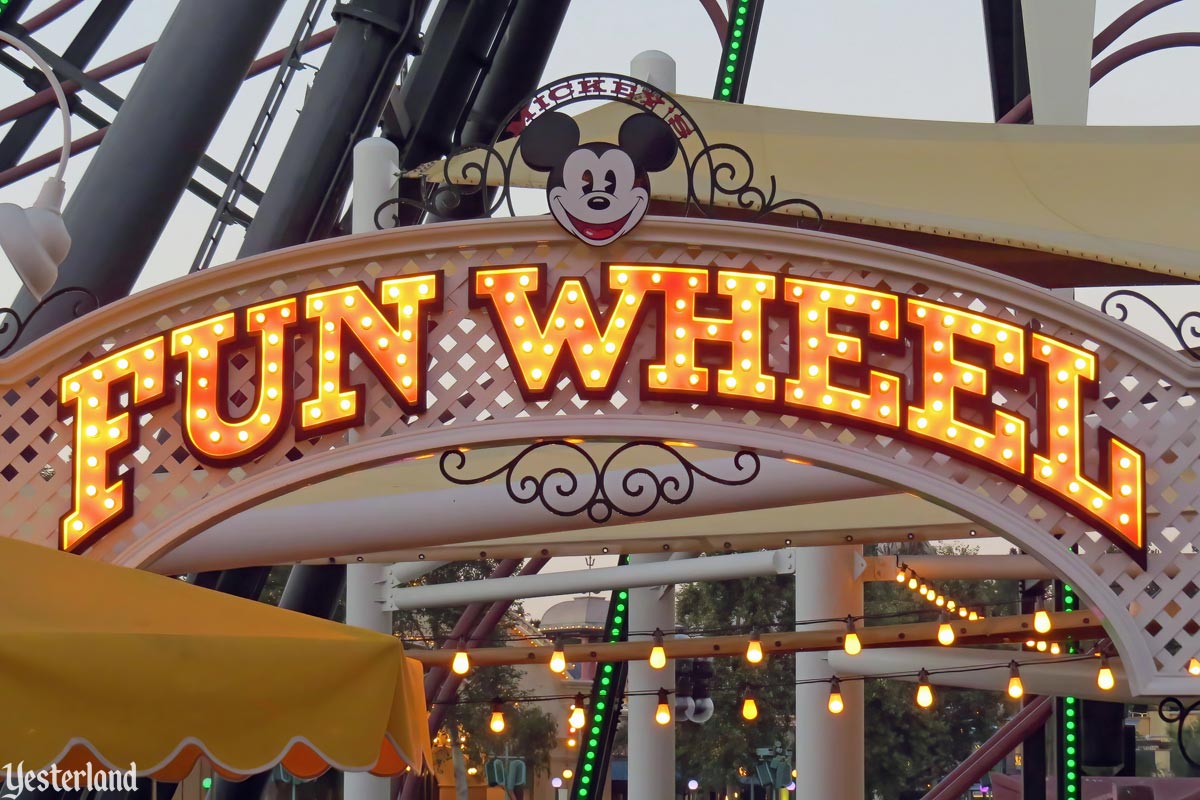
left=581, top=169, right=594, bottom=194
left=603, top=170, right=616, bottom=194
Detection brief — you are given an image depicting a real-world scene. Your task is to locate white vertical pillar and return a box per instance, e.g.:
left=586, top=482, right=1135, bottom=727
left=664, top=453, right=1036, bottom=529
left=344, top=136, right=401, bottom=800
left=1021, top=0, right=1096, bottom=125
left=795, top=546, right=863, bottom=800
left=627, top=553, right=676, bottom=800
left=631, top=50, right=677, bottom=93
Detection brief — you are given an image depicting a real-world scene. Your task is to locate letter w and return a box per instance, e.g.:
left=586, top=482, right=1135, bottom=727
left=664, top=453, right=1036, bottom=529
left=471, top=266, right=648, bottom=398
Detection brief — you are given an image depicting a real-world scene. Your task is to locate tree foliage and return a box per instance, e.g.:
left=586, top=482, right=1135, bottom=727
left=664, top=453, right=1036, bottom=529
left=394, top=561, right=559, bottom=777
left=671, top=544, right=1018, bottom=799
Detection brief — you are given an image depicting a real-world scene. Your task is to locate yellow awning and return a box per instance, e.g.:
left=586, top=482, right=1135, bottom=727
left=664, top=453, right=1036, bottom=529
left=419, top=96, right=1200, bottom=280
left=0, top=537, right=430, bottom=781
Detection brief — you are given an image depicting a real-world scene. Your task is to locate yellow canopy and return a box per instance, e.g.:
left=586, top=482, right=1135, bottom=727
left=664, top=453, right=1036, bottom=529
left=0, top=537, right=430, bottom=781
left=422, top=95, right=1200, bottom=281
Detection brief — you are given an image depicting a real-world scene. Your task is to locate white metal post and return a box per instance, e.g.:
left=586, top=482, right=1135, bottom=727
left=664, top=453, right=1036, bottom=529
left=344, top=136, right=401, bottom=800
left=627, top=553, right=676, bottom=799
left=795, top=546, right=864, bottom=800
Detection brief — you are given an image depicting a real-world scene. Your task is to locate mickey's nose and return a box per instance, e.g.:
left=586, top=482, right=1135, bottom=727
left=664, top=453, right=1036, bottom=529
left=587, top=196, right=610, bottom=211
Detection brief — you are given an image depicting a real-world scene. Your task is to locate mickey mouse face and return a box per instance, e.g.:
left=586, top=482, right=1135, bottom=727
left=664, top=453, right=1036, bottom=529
left=520, top=111, right=677, bottom=247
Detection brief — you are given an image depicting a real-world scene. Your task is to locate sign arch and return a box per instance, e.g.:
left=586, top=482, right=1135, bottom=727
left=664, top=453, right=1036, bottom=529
left=1, top=216, right=1198, bottom=695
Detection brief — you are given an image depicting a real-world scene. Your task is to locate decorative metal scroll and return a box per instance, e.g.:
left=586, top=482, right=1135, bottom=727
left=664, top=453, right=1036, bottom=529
left=1101, top=289, right=1200, bottom=360
left=438, top=439, right=761, bottom=524
left=1158, top=697, right=1200, bottom=768
left=0, top=287, right=99, bottom=357
left=376, top=72, right=822, bottom=231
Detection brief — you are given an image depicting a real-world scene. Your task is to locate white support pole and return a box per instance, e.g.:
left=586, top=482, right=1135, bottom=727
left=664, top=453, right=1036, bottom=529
left=627, top=553, right=675, bottom=800
left=344, top=137, right=401, bottom=800
left=795, top=546, right=863, bottom=800
left=384, top=549, right=792, bottom=610
left=1021, top=0, right=1096, bottom=125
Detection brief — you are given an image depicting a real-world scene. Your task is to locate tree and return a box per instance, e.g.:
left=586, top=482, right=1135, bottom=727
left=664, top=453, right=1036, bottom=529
left=675, top=573, right=797, bottom=791
left=394, top=561, right=559, bottom=782
left=863, top=542, right=1017, bottom=799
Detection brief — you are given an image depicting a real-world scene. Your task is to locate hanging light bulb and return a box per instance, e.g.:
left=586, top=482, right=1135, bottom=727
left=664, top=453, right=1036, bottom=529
left=655, top=688, right=672, bottom=725
left=937, top=613, right=955, bottom=646
left=1189, top=657, right=1200, bottom=676
left=741, top=689, right=759, bottom=721
left=1025, top=639, right=1037, bottom=648
left=1007, top=661, right=1024, bottom=700
left=907, top=572, right=918, bottom=590
left=946, top=599, right=957, bottom=612
left=959, top=607, right=969, bottom=618
left=489, top=699, right=506, bottom=733
left=451, top=648, right=471, bottom=675
left=916, top=669, right=934, bottom=708
left=843, top=617, right=862, bottom=656
left=1050, top=642, right=1061, bottom=656
left=935, top=595, right=946, bottom=607
left=745, top=631, right=764, bottom=664
left=967, top=609, right=979, bottom=622
left=568, top=694, right=586, bottom=730
left=1033, top=600, right=1052, bottom=635
left=549, top=639, right=567, bottom=674
left=649, top=628, right=667, bottom=670
left=1097, top=654, right=1115, bottom=691
left=1035, top=640, right=1048, bottom=653
left=918, top=581, right=928, bottom=596
left=896, top=564, right=907, bottom=583
left=827, top=677, right=844, bottom=714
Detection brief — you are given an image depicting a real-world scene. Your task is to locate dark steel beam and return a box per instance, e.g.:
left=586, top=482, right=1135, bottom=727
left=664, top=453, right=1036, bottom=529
left=981, top=0, right=1030, bottom=121
left=0, top=0, right=132, bottom=170
left=237, top=0, right=426, bottom=256
left=8, top=0, right=288, bottom=344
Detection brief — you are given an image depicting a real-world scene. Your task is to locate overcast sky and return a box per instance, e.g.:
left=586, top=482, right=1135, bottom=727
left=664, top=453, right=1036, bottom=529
left=1, top=0, right=1197, bottom=614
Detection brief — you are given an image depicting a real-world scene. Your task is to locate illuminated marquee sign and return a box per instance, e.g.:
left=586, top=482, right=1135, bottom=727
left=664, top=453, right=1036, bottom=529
left=58, top=263, right=1144, bottom=561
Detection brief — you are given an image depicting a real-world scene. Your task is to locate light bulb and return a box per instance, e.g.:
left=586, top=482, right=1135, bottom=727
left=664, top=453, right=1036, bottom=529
left=918, top=582, right=928, bottom=595
left=827, top=678, right=844, bottom=714
left=946, top=600, right=957, bottom=612
left=1050, top=642, right=1061, bottom=655
left=908, top=575, right=918, bottom=590
left=549, top=640, right=567, bottom=674
left=1097, top=655, right=1115, bottom=691
left=967, top=610, right=979, bottom=622
left=895, top=566, right=907, bottom=583
left=741, top=693, right=759, bottom=721
left=568, top=694, right=586, bottom=729
left=1033, top=606, right=1052, bottom=635
left=746, top=631, right=763, bottom=664
left=649, top=628, right=667, bottom=670
left=1189, top=657, right=1200, bottom=676
left=843, top=617, right=862, bottom=656
left=1025, top=639, right=1037, bottom=648
left=916, top=669, right=934, bottom=708
left=452, top=648, right=470, bottom=675
left=935, top=595, right=945, bottom=607
left=1007, top=661, right=1024, bottom=700
left=489, top=699, right=506, bottom=733
left=959, top=607, right=969, bottom=618
left=1036, top=640, right=1048, bottom=652
left=655, top=688, right=672, bottom=725
left=937, top=617, right=955, bottom=646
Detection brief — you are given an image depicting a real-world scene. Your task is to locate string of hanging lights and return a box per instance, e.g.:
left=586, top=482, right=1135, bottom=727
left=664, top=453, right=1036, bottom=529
left=432, top=652, right=1125, bottom=731
left=895, top=562, right=991, bottom=623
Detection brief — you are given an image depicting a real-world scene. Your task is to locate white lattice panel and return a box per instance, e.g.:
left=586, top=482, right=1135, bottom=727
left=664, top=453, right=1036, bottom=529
left=1, top=217, right=1197, bottom=695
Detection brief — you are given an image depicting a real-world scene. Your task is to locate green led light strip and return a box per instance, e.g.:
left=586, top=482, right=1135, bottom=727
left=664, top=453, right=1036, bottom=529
left=1057, top=580, right=1081, bottom=800
left=570, top=558, right=629, bottom=800
left=713, top=1, right=764, bottom=102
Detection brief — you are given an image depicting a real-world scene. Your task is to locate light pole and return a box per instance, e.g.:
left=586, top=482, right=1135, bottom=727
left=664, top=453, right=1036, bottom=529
left=0, top=31, right=71, bottom=300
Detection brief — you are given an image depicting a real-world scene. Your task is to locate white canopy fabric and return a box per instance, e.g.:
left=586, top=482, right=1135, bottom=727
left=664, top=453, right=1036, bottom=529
left=418, top=95, right=1199, bottom=281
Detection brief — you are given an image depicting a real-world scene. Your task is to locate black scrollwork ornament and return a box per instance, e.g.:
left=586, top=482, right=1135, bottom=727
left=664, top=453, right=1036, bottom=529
left=1100, top=290, right=1200, bottom=360
left=1159, top=697, right=1200, bottom=768
left=0, top=286, right=99, bottom=357
left=376, top=72, right=821, bottom=232
left=438, top=439, right=761, bottom=524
